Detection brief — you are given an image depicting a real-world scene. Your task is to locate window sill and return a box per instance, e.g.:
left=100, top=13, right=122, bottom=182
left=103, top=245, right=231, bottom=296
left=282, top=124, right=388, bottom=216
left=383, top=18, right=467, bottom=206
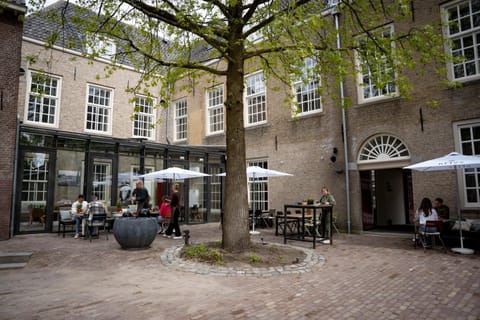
left=354, top=95, right=402, bottom=108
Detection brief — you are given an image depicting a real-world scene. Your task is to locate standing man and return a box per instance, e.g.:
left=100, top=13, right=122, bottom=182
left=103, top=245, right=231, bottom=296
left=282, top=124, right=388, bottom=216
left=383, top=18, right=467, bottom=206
left=71, top=194, right=88, bottom=239
left=132, top=180, right=149, bottom=216
left=164, top=183, right=182, bottom=239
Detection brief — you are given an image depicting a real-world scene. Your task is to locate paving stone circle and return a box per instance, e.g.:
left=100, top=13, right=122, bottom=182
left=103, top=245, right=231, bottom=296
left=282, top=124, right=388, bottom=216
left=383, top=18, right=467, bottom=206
left=160, top=242, right=325, bottom=277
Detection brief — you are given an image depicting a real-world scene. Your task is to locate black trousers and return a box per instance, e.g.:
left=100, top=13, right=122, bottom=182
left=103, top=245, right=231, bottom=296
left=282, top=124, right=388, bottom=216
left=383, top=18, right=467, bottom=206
left=165, top=207, right=181, bottom=236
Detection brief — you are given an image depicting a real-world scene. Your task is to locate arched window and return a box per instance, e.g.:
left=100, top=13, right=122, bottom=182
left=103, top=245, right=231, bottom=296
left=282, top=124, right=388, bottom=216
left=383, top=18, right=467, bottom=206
left=357, top=134, right=410, bottom=170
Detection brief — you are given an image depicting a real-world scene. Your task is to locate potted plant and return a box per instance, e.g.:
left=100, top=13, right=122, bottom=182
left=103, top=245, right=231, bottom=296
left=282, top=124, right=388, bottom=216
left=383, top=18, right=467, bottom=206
left=307, top=198, right=314, bottom=205
left=76, top=203, right=83, bottom=214
left=116, top=200, right=123, bottom=212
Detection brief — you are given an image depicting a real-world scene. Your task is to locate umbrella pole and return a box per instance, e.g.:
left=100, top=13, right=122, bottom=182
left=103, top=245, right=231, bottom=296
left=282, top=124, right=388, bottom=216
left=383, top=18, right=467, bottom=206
left=451, top=169, right=474, bottom=255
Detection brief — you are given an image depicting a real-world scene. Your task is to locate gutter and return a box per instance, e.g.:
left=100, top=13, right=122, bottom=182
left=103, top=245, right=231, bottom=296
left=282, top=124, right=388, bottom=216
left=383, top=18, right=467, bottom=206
left=333, top=8, right=351, bottom=233
left=10, top=114, right=20, bottom=238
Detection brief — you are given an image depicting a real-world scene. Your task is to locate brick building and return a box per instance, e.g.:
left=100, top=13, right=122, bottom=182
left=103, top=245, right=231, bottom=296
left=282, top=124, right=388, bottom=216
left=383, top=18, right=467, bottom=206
left=4, top=0, right=480, bottom=239
left=166, top=0, right=480, bottom=234
left=0, top=0, right=27, bottom=239
left=9, top=1, right=224, bottom=236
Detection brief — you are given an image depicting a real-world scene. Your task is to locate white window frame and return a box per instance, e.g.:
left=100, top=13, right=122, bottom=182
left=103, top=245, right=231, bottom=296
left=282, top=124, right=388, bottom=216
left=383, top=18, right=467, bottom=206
left=355, top=24, right=398, bottom=104
left=24, top=71, right=61, bottom=127
left=132, top=95, right=156, bottom=140
left=206, top=85, right=225, bottom=135
left=85, top=84, right=113, bottom=135
left=85, top=34, right=116, bottom=60
left=292, top=57, right=322, bottom=116
left=247, top=160, right=269, bottom=211
left=442, top=0, right=480, bottom=82
left=244, top=71, right=267, bottom=127
left=92, top=162, right=111, bottom=202
left=454, top=119, right=480, bottom=208
left=174, top=99, right=188, bottom=142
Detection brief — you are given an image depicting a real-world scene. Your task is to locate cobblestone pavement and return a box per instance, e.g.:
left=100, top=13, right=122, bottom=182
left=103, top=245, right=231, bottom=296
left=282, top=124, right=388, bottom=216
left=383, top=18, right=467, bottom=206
left=0, top=223, right=479, bottom=320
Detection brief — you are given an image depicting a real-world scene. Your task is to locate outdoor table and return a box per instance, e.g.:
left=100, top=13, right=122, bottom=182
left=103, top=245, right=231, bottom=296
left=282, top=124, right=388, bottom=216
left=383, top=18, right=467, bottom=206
left=283, top=204, right=333, bottom=249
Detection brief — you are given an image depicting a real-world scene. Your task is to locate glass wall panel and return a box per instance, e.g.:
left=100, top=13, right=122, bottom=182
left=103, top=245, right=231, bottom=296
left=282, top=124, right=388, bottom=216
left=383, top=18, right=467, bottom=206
left=19, top=152, right=50, bottom=232
left=54, top=149, right=85, bottom=225
left=117, top=145, right=141, bottom=207
left=19, top=132, right=55, bottom=147
left=189, top=155, right=206, bottom=223
left=90, top=140, right=116, bottom=154
left=144, top=149, right=165, bottom=209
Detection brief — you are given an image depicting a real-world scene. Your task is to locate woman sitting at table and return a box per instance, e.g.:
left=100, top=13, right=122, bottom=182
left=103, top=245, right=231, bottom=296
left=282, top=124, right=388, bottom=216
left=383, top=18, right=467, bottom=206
left=415, top=197, right=439, bottom=246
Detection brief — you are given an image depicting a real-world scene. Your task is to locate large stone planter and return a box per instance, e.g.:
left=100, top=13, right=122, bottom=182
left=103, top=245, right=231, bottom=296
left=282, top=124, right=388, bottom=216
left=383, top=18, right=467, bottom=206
left=113, top=217, right=158, bottom=249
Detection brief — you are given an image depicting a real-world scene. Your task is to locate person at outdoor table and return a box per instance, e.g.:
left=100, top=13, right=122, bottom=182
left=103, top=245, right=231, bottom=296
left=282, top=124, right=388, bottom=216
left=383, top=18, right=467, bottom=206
left=131, top=180, right=150, bottom=216
left=415, top=197, right=439, bottom=246
left=433, top=197, right=449, bottom=220
left=158, top=196, right=171, bottom=234
left=318, top=187, right=335, bottom=237
left=71, top=194, right=88, bottom=239
left=319, top=187, right=336, bottom=205
left=164, top=183, right=182, bottom=239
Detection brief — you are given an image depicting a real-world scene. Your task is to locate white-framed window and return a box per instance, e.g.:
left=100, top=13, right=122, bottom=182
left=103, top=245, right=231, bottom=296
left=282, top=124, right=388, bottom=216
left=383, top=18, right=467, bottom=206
left=443, top=0, right=480, bottom=81
left=86, top=34, right=116, bottom=60
left=245, top=71, right=267, bottom=126
left=92, top=162, right=110, bottom=202
left=25, top=71, right=61, bottom=126
left=85, top=84, right=113, bottom=134
left=132, top=95, right=155, bottom=139
left=455, top=120, right=480, bottom=207
left=206, top=85, right=224, bottom=135
left=356, top=25, right=397, bottom=104
left=174, top=99, right=187, bottom=141
left=209, top=166, right=223, bottom=211
left=247, top=160, right=269, bottom=211
left=293, top=57, right=322, bottom=116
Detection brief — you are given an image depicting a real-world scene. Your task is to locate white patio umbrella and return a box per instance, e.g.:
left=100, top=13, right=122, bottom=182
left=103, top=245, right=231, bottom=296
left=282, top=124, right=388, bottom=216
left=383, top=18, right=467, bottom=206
left=218, top=166, right=293, bottom=234
left=404, top=152, right=480, bottom=254
left=140, top=167, right=210, bottom=180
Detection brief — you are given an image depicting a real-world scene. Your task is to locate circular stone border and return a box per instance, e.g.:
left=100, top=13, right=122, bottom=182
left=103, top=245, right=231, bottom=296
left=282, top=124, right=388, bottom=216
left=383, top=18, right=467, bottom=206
left=160, top=242, right=325, bottom=277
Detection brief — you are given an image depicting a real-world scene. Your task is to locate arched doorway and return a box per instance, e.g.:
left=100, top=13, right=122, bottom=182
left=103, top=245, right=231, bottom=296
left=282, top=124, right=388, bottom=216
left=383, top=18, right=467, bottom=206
left=357, top=134, right=413, bottom=231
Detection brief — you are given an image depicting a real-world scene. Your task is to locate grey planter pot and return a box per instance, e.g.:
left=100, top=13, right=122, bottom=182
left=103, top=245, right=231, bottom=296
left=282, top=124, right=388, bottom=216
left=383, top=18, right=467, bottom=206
left=113, top=217, right=158, bottom=249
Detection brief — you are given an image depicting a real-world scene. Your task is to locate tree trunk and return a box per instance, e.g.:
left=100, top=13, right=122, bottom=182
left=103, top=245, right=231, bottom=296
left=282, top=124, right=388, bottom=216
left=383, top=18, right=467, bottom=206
left=222, top=45, right=250, bottom=252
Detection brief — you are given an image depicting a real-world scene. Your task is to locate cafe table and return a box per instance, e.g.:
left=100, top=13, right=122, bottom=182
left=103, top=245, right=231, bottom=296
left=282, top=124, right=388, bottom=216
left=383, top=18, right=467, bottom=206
left=283, top=203, right=333, bottom=249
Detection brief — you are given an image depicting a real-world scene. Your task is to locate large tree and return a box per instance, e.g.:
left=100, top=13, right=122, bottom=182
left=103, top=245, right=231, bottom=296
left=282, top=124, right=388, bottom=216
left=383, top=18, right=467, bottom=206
left=28, top=0, right=446, bottom=251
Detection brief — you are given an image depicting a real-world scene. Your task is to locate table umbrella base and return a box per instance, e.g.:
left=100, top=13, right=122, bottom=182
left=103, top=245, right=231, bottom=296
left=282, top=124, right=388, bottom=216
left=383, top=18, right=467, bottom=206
left=249, top=230, right=260, bottom=235
left=451, top=247, right=474, bottom=255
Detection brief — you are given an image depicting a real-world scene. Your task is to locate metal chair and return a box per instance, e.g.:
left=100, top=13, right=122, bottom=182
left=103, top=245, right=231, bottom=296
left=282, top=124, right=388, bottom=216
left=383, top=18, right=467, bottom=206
left=85, top=202, right=108, bottom=242
left=417, top=220, right=446, bottom=252
left=58, top=210, right=75, bottom=237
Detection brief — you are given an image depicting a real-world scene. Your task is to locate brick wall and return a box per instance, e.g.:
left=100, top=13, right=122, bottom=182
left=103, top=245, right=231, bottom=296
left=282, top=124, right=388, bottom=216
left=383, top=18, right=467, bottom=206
left=0, top=7, right=25, bottom=240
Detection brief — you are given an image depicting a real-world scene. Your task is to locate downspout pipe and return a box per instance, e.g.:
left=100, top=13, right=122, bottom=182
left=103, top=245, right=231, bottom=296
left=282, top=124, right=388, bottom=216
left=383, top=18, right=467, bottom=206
left=334, top=8, right=351, bottom=233
left=10, top=114, right=20, bottom=238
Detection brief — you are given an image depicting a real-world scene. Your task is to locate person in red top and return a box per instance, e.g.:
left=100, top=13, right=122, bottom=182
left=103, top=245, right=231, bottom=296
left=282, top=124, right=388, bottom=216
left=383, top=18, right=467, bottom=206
left=157, top=196, right=171, bottom=234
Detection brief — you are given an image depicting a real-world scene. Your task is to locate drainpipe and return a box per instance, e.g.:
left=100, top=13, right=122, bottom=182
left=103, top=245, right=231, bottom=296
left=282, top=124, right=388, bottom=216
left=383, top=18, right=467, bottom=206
left=10, top=114, right=20, bottom=238
left=333, top=7, right=351, bottom=233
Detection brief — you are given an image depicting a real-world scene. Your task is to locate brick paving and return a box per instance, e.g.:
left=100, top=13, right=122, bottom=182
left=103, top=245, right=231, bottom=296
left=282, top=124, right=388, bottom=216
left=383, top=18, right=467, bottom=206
left=0, top=223, right=479, bottom=320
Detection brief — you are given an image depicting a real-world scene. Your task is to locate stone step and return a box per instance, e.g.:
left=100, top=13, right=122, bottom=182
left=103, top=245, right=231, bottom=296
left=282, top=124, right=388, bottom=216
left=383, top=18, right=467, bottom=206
left=0, top=262, right=27, bottom=270
left=0, top=252, right=33, bottom=264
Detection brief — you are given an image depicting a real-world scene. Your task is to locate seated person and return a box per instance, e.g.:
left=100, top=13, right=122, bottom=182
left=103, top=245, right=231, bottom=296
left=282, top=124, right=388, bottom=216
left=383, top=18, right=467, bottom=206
left=415, top=197, right=439, bottom=245
left=433, top=197, right=450, bottom=220
left=158, top=196, right=171, bottom=234
left=71, top=194, right=88, bottom=239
